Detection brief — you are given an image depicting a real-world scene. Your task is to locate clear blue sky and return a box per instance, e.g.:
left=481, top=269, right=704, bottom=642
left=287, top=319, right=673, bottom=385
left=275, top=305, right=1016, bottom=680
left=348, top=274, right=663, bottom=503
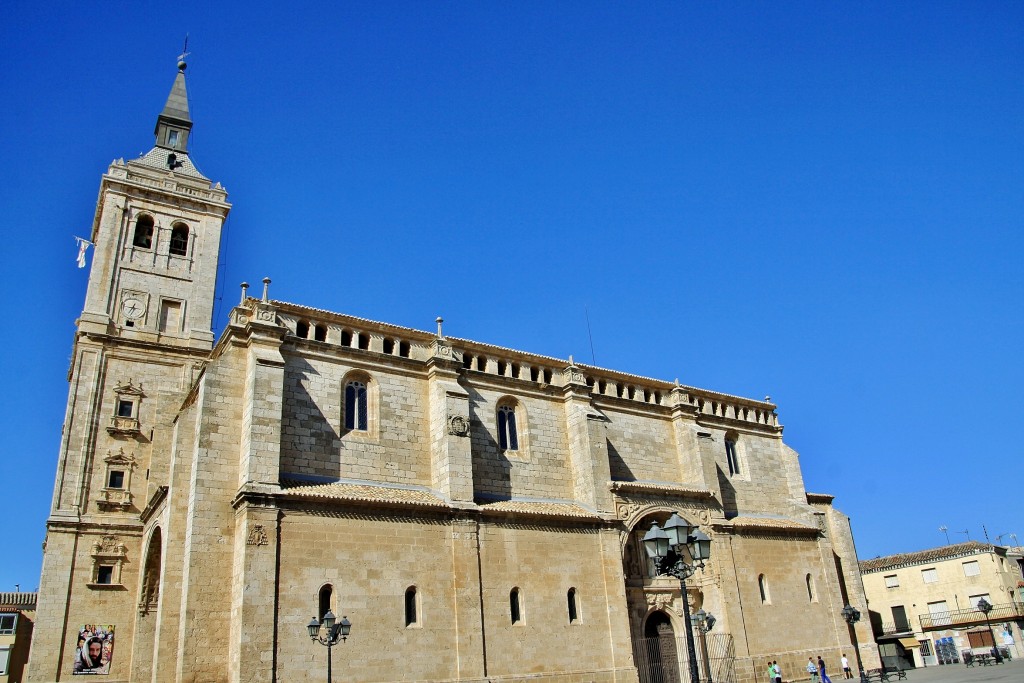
left=2, top=2, right=1022, bottom=591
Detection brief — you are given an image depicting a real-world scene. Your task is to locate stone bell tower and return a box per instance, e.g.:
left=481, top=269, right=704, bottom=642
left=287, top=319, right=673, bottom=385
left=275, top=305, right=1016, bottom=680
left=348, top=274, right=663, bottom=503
left=27, top=58, right=231, bottom=681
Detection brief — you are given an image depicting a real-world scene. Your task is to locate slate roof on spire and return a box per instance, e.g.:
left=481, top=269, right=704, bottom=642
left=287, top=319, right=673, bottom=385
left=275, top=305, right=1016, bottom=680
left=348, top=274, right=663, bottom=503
left=161, top=69, right=192, bottom=124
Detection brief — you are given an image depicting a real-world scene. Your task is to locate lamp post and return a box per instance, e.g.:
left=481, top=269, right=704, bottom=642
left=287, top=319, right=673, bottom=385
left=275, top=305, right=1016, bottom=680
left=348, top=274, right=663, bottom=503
left=976, top=598, right=1002, bottom=663
left=643, top=512, right=712, bottom=683
left=691, top=608, right=717, bottom=683
left=306, top=610, right=351, bottom=683
left=841, top=604, right=864, bottom=680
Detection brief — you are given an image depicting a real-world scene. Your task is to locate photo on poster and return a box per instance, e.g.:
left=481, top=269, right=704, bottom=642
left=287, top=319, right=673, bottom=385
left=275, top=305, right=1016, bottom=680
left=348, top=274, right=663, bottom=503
left=73, top=624, right=115, bottom=675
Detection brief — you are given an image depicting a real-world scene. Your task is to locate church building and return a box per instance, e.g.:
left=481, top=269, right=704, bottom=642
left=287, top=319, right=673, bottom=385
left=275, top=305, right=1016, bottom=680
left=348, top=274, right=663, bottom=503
left=27, top=61, right=877, bottom=683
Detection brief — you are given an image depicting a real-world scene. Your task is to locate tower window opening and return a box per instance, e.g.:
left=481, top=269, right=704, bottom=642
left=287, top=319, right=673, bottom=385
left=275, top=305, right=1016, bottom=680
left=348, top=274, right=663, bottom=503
left=169, top=223, right=189, bottom=256
left=314, top=324, right=327, bottom=342
left=296, top=320, right=310, bottom=339
left=384, top=338, right=396, bottom=355
left=399, top=341, right=411, bottom=357
left=133, top=215, right=154, bottom=249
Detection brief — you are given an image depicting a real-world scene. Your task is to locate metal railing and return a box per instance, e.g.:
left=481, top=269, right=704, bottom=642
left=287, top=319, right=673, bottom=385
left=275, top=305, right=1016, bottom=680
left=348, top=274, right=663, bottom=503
left=633, top=632, right=735, bottom=683
left=875, top=621, right=914, bottom=636
left=919, top=601, right=1024, bottom=630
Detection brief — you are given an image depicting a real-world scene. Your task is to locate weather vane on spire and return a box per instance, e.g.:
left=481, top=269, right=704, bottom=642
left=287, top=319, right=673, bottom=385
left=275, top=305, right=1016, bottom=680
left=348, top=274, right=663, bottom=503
left=177, top=34, right=190, bottom=71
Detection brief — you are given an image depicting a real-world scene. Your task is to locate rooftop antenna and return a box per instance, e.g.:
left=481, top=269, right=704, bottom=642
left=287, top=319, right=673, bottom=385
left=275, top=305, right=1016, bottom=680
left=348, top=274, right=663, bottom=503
left=983, top=524, right=991, bottom=544
left=939, top=526, right=950, bottom=545
left=954, top=529, right=970, bottom=542
left=584, top=305, right=596, bottom=365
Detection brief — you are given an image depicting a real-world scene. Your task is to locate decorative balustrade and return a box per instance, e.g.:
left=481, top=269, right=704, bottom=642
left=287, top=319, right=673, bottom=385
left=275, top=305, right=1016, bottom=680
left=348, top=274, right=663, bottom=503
left=276, top=309, right=778, bottom=430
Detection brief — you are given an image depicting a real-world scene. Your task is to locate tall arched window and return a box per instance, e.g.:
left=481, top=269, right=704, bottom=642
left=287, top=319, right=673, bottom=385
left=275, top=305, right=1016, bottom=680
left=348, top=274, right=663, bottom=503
left=344, top=380, right=368, bottom=431
left=567, top=587, right=579, bottom=623
left=510, top=587, right=522, bottom=624
left=318, top=584, right=333, bottom=621
left=497, top=403, right=519, bottom=451
left=133, top=215, right=154, bottom=249
left=139, top=528, right=162, bottom=615
left=405, top=586, right=418, bottom=627
left=758, top=574, right=770, bottom=604
left=169, top=222, right=189, bottom=256
left=806, top=573, right=816, bottom=602
left=725, top=432, right=740, bottom=476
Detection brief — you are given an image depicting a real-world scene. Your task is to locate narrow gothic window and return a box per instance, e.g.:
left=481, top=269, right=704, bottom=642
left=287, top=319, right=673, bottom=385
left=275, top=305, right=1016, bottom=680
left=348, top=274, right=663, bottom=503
left=133, top=215, right=154, bottom=249
left=497, top=404, right=518, bottom=451
left=567, top=588, right=578, bottom=623
left=405, top=588, right=416, bottom=625
left=510, top=588, right=522, bottom=624
left=806, top=573, right=815, bottom=602
left=318, top=585, right=333, bottom=621
left=345, top=381, right=368, bottom=431
left=758, top=574, right=770, bottom=604
left=169, top=223, right=189, bottom=256
left=725, top=435, right=740, bottom=475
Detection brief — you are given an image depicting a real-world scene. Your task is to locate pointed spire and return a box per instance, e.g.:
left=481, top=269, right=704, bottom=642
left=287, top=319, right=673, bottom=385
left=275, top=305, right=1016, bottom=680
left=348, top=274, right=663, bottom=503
left=154, top=57, right=193, bottom=153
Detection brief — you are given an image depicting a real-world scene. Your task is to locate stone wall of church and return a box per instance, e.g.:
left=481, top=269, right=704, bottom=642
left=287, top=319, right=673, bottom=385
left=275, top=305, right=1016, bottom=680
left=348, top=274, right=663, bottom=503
left=468, top=385, right=573, bottom=501
left=603, top=407, right=678, bottom=484
left=280, top=352, right=432, bottom=487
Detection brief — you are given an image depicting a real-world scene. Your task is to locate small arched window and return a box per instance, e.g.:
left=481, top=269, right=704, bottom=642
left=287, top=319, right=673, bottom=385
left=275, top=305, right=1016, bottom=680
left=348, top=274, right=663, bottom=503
left=314, top=324, right=327, bottom=342
left=510, top=587, right=522, bottom=624
left=133, top=215, right=154, bottom=249
left=758, top=574, right=770, bottom=604
left=497, top=403, right=519, bottom=451
left=405, top=586, right=418, bottom=626
left=725, top=432, right=740, bottom=476
left=296, top=320, right=310, bottom=338
left=318, top=584, right=333, bottom=621
left=345, top=380, right=368, bottom=431
left=169, top=222, right=189, bottom=256
left=567, top=587, right=578, bottom=623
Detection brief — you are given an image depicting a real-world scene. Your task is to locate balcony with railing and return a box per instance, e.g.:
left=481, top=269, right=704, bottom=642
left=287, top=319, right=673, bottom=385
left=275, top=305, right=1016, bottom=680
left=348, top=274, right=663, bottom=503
left=919, top=601, right=1024, bottom=630
left=875, top=621, right=914, bottom=636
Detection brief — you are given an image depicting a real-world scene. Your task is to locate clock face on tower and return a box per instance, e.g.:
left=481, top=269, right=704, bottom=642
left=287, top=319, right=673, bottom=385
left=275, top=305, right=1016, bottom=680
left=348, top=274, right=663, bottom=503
left=121, top=298, right=145, bottom=321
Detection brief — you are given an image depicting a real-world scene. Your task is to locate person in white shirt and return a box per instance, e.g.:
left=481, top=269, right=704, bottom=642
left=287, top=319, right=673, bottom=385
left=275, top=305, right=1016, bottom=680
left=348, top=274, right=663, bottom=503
left=841, top=654, right=851, bottom=679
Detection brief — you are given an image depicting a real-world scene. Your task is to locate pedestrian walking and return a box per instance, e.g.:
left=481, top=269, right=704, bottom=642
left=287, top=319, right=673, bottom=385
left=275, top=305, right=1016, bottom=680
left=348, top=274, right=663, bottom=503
left=818, top=656, right=833, bottom=683
left=841, top=654, right=852, bottom=679
left=806, top=657, right=819, bottom=682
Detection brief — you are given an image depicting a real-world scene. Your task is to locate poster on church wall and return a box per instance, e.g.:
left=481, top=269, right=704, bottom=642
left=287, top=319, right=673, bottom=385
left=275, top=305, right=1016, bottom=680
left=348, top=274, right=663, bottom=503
left=73, top=624, right=115, bottom=675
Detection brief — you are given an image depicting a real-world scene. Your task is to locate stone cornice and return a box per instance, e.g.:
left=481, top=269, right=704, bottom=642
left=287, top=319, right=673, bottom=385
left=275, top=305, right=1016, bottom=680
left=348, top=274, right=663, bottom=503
left=139, top=486, right=169, bottom=524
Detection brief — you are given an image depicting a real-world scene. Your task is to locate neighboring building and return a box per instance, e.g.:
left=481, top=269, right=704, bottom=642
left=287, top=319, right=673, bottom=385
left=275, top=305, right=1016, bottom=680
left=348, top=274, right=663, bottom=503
left=27, top=60, right=878, bottom=683
left=0, top=592, right=37, bottom=683
left=860, top=541, right=1024, bottom=668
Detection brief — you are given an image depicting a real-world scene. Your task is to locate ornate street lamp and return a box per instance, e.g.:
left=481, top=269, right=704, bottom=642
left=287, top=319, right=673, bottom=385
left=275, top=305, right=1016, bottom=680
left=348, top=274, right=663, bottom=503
left=307, top=610, right=352, bottom=683
left=841, top=604, right=864, bottom=679
left=691, top=609, right=717, bottom=683
left=643, top=513, right=712, bottom=683
left=976, top=598, right=1003, bottom=663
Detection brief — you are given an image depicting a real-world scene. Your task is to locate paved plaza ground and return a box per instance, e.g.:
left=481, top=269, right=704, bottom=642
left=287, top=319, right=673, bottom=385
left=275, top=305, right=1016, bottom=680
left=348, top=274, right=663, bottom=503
left=835, top=660, right=1024, bottom=683
left=894, top=659, right=1023, bottom=683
